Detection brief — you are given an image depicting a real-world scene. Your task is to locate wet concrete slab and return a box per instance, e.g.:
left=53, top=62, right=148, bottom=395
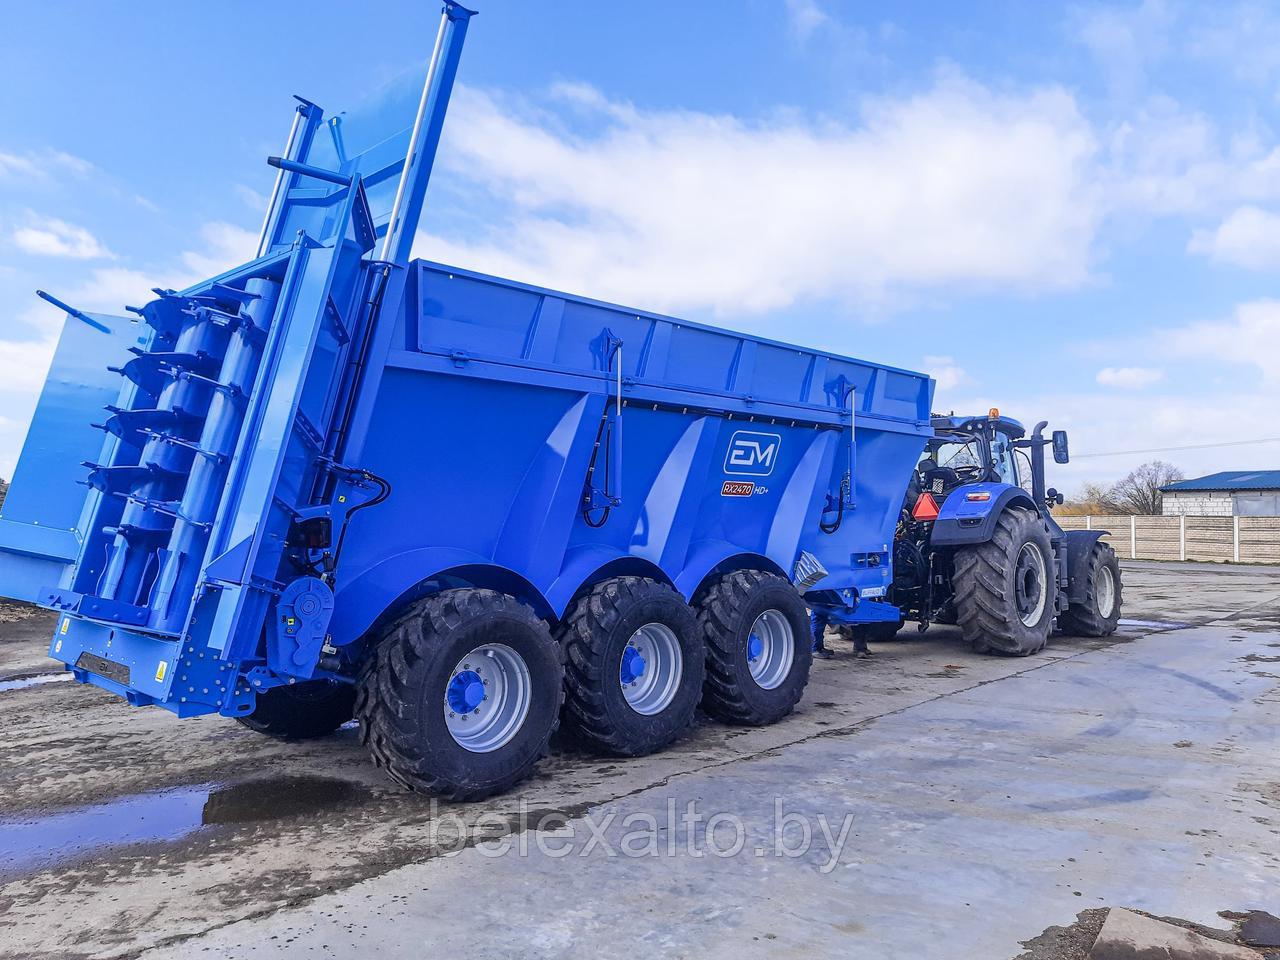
left=1087, top=908, right=1260, bottom=960
left=137, top=619, right=1280, bottom=960
left=0, top=561, right=1273, bottom=960
left=0, top=600, right=59, bottom=680
left=1240, top=911, right=1280, bottom=949
left=0, top=672, right=69, bottom=694
left=0, top=775, right=370, bottom=879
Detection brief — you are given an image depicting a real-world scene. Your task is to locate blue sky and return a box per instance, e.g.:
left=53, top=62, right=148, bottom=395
left=0, top=0, right=1276, bottom=491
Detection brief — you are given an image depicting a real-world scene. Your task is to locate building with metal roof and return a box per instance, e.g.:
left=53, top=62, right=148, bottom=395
left=1160, top=471, right=1280, bottom=517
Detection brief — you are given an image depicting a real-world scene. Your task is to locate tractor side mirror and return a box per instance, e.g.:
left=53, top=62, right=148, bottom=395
left=1051, top=430, right=1069, bottom=464
left=1047, top=487, right=1065, bottom=506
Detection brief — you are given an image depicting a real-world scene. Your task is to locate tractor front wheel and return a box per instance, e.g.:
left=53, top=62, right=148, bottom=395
left=1059, top=541, right=1122, bottom=637
left=952, top=506, right=1056, bottom=656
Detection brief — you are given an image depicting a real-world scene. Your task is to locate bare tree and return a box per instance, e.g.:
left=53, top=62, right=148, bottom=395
left=1108, top=461, right=1184, bottom=515
left=1058, top=481, right=1121, bottom=516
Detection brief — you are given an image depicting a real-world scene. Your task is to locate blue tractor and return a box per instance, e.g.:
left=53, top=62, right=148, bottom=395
left=852, top=411, right=1122, bottom=654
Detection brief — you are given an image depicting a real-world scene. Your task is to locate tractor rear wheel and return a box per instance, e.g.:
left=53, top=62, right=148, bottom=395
left=1058, top=541, right=1122, bottom=637
left=952, top=506, right=1056, bottom=656
left=696, top=569, right=812, bottom=726
left=236, top=680, right=355, bottom=740
left=355, top=589, right=563, bottom=801
left=558, top=577, right=704, bottom=756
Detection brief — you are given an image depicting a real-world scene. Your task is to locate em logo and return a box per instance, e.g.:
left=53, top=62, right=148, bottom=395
left=724, top=430, right=781, bottom=477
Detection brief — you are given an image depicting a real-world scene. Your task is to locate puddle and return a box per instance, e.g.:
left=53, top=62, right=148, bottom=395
left=202, top=776, right=364, bottom=825
left=0, top=672, right=72, bottom=693
left=1119, top=618, right=1193, bottom=630
left=0, top=776, right=369, bottom=879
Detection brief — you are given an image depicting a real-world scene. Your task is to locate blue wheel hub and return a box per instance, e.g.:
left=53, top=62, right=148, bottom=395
left=446, top=669, right=486, bottom=714
left=747, top=632, right=764, bottom=663
left=620, top=645, right=647, bottom=686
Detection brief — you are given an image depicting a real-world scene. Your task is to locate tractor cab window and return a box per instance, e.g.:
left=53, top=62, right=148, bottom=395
left=1014, top=449, right=1034, bottom=493
left=990, top=433, right=1020, bottom=486
left=924, top=439, right=986, bottom=490
left=934, top=441, right=982, bottom=472
left=925, top=431, right=1024, bottom=490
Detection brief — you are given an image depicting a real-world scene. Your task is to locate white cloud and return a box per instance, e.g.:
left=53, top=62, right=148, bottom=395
left=177, top=221, right=258, bottom=278
left=949, top=384, right=1274, bottom=489
left=0, top=149, right=94, bottom=182
left=784, top=0, right=830, bottom=42
left=417, top=79, right=1099, bottom=316
left=1187, top=205, right=1280, bottom=269
left=1165, top=299, right=1280, bottom=382
left=1071, top=0, right=1174, bottom=95
left=234, top=184, right=268, bottom=212
left=0, top=220, right=261, bottom=478
left=1096, top=366, right=1164, bottom=389
left=922, top=355, right=971, bottom=392
left=15, top=221, right=258, bottom=335
left=1186, top=1, right=1280, bottom=86
left=1073, top=0, right=1280, bottom=91
left=1072, top=3, right=1280, bottom=231
left=0, top=337, right=58, bottom=396
left=1100, top=99, right=1280, bottom=218
left=11, top=215, right=114, bottom=260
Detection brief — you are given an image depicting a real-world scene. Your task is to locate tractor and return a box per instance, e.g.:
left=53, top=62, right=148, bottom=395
left=851, top=411, right=1122, bottom=655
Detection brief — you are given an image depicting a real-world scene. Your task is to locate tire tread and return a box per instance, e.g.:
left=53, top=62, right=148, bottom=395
left=354, top=589, right=562, bottom=801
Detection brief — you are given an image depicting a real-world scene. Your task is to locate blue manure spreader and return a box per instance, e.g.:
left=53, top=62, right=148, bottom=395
left=0, top=4, right=1110, bottom=798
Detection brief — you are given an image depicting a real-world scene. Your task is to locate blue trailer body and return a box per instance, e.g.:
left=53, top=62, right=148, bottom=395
left=330, top=260, right=932, bottom=645
left=0, top=5, right=933, bottom=736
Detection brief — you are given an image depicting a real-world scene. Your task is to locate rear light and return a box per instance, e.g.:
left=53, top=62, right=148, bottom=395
left=965, top=491, right=991, bottom=502
left=912, top=492, right=940, bottom=521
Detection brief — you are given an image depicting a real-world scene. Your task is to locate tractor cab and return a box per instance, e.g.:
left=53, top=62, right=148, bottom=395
left=919, top=413, right=1028, bottom=501
left=913, top=411, right=1070, bottom=518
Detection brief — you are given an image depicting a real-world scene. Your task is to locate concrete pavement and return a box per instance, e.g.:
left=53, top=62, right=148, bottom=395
left=0, top=562, right=1276, bottom=959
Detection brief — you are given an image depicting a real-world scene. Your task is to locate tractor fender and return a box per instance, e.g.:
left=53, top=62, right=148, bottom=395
left=928, top=482, right=1039, bottom=547
left=1062, top=528, right=1109, bottom=604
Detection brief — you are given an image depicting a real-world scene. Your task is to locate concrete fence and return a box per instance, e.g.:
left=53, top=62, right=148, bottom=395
left=1056, top=515, right=1280, bottom=564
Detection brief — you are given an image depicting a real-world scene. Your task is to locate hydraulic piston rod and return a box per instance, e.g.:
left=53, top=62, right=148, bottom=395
left=379, top=2, right=475, bottom=265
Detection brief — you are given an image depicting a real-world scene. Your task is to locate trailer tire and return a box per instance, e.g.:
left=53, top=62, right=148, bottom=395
left=952, top=506, right=1056, bottom=656
left=236, top=680, right=356, bottom=740
left=696, top=570, right=812, bottom=725
left=558, top=577, right=704, bottom=756
left=355, top=589, right=563, bottom=801
left=1058, top=541, right=1122, bottom=637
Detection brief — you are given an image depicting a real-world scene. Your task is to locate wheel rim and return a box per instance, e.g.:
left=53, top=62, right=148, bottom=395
left=1096, top=563, right=1116, bottom=618
left=443, top=643, right=531, bottom=753
left=746, top=610, right=795, bottom=690
left=620, top=622, right=683, bottom=716
left=1014, top=542, right=1048, bottom=627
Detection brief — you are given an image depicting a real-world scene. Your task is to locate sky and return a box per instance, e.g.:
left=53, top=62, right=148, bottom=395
left=0, top=0, right=1276, bottom=493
